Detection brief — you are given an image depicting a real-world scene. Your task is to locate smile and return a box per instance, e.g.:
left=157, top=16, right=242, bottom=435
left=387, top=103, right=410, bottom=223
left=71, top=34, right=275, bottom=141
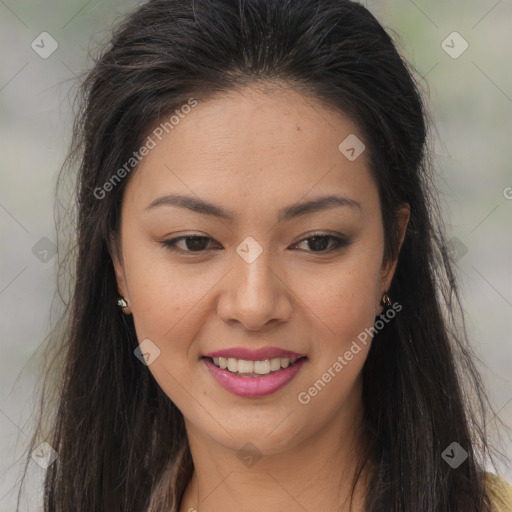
left=202, top=356, right=307, bottom=398
left=209, top=356, right=302, bottom=376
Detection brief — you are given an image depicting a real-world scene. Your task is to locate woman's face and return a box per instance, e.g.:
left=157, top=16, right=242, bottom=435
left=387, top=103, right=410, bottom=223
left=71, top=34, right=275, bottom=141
left=112, top=85, right=408, bottom=456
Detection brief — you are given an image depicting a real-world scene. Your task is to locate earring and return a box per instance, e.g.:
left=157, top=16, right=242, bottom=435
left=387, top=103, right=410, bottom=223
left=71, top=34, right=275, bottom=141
left=381, top=292, right=391, bottom=308
left=117, top=296, right=129, bottom=311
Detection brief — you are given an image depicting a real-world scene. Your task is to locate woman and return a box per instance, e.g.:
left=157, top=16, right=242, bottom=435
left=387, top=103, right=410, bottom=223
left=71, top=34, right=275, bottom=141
left=22, top=0, right=511, bottom=510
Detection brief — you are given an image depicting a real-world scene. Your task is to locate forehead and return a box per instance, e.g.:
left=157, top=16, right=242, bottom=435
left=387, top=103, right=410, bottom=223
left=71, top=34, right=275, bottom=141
left=124, top=85, right=377, bottom=217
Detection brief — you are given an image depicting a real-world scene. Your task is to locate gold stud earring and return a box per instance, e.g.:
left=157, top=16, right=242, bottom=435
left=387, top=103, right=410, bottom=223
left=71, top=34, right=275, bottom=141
left=381, top=292, right=391, bottom=308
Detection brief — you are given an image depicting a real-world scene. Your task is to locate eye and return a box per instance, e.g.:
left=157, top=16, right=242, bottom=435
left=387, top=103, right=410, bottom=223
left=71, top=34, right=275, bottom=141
left=161, top=235, right=220, bottom=253
left=292, top=233, right=350, bottom=253
left=161, top=232, right=350, bottom=255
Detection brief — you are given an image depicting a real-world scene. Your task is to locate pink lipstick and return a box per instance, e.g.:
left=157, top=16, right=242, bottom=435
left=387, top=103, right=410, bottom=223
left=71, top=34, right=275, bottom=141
left=202, top=347, right=307, bottom=398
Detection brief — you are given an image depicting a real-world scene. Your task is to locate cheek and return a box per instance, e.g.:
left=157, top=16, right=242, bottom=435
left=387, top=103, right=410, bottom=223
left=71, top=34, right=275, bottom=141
left=121, top=237, right=214, bottom=352
left=295, top=250, right=383, bottom=352
left=121, top=243, right=215, bottom=411
left=292, top=258, right=379, bottom=421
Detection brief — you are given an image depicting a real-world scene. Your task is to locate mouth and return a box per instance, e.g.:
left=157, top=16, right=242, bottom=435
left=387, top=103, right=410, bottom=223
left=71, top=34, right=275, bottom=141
left=202, top=355, right=308, bottom=397
left=202, top=355, right=308, bottom=378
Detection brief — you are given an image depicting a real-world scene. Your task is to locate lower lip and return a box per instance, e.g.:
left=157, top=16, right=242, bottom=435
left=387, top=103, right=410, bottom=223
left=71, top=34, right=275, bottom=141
left=203, top=358, right=307, bottom=398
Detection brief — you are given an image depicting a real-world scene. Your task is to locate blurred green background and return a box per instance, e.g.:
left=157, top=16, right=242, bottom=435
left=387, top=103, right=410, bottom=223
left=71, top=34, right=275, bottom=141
left=1, top=0, right=511, bottom=509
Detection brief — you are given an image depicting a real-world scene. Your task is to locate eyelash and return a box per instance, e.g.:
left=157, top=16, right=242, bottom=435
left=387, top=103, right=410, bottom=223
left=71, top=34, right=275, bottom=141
left=160, top=232, right=350, bottom=255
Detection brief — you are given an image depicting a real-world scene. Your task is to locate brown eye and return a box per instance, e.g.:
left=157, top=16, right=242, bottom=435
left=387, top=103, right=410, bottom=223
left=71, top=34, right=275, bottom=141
left=161, top=233, right=349, bottom=255
left=162, top=235, right=219, bottom=253
left=293, top=234, right=350, bottom=253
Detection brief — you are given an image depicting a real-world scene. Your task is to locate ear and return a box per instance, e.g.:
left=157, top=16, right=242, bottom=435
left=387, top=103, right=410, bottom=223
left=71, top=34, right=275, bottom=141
left=378, top=203, right=410, bottom=311
left=109, top=233, right=131, bottom=314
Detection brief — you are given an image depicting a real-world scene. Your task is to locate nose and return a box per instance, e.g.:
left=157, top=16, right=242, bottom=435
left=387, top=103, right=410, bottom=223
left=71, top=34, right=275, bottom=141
left=216, top=244, right=293, bottom=331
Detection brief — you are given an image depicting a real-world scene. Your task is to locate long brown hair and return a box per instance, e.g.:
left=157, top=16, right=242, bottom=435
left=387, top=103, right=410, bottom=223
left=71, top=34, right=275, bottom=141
left=19, top=0, right=506, bottom=510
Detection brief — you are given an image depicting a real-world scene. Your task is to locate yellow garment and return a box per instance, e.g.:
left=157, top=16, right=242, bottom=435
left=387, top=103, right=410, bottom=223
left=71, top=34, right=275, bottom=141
left=486, top=472, right=512, bottom=511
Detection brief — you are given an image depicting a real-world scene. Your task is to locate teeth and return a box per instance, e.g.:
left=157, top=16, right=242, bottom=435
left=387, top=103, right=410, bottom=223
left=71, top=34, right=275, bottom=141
left=238, top=359, right=254, bottom=374
left=270, top=358, right=281, bottom=371
left=227, top=358, right=238, bottom=372
left=210, top=356, right=300, bottom=375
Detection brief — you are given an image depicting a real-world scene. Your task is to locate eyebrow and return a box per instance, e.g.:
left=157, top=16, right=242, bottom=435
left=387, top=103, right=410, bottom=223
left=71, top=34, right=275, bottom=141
left=145, top=193, right=361, bottom=221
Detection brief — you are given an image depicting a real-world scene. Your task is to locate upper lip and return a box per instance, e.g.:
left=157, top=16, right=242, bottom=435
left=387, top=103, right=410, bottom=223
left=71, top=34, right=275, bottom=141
left=203, top=347, right=306, bottom=360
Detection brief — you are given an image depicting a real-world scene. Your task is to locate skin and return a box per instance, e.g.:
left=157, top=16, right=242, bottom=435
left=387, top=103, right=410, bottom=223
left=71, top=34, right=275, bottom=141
left=112, top=84, right=409, bottom=512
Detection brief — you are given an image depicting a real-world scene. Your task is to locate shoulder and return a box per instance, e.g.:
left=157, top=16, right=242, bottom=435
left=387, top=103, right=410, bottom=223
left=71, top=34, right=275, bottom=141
left=485, top=472, right=512, bottom=511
